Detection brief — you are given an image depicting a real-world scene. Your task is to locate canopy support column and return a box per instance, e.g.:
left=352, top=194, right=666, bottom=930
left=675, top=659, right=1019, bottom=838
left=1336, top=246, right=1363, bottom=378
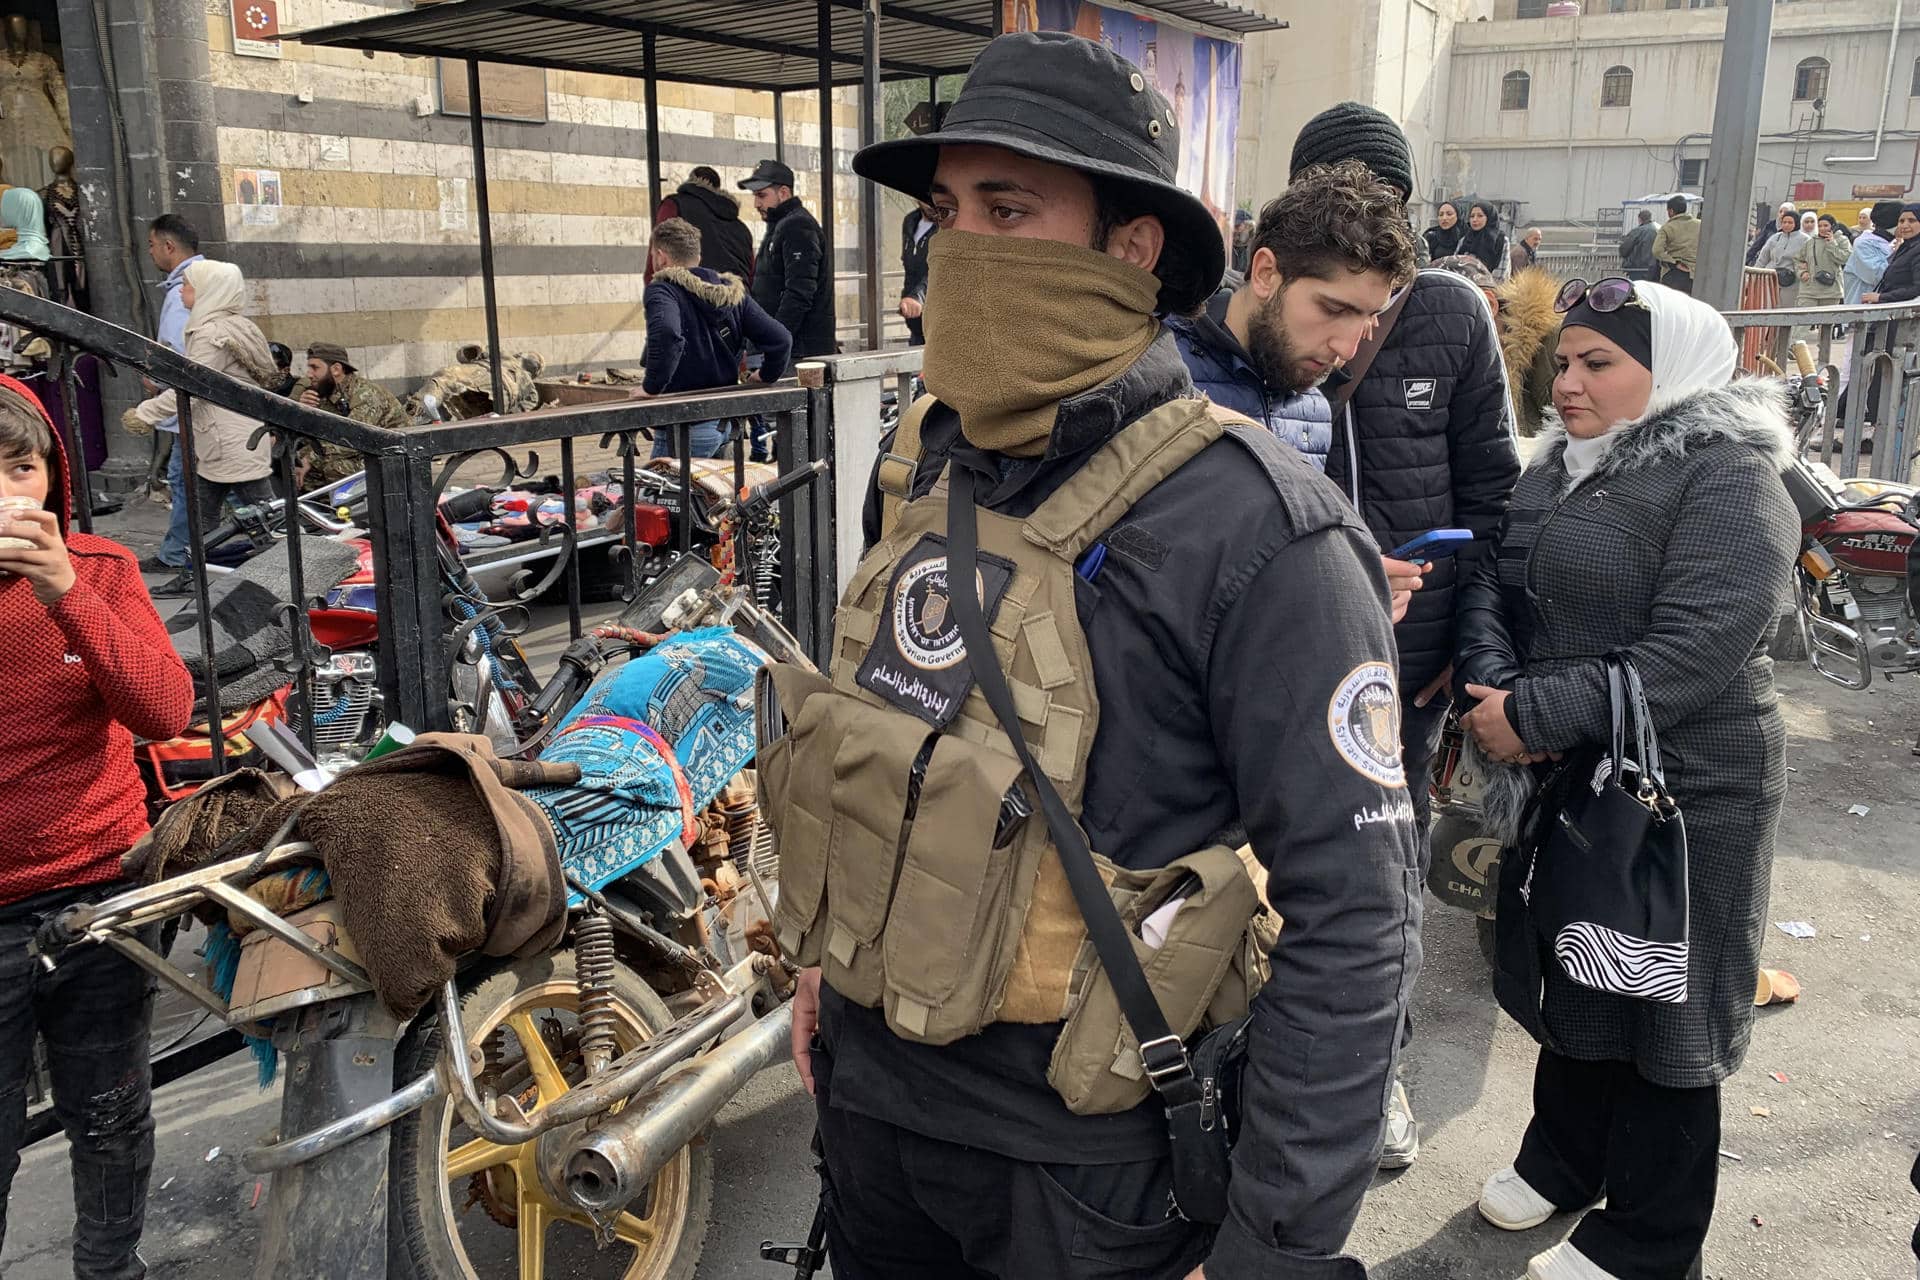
left=860, top=0, right=883, bottom=350
left=774, top=91, right=786, bottom=165
left=465, top=59, right=507, bottom=414
left=644, top=30, right=664, bottom=214
left=817, top=0, right=835, bottom=352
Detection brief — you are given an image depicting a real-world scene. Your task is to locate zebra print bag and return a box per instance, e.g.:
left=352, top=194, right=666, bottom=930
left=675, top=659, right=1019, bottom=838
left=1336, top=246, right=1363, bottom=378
left=1525, top=656, right=1691, bottom=1003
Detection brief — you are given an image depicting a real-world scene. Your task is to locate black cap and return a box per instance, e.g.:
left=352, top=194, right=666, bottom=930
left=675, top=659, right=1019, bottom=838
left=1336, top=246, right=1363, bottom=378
left=739, top=159, right=796, bottom=192
left=852, top=31, right=1224, bottom=314
left=1290, top=102, right=1415, bottom=202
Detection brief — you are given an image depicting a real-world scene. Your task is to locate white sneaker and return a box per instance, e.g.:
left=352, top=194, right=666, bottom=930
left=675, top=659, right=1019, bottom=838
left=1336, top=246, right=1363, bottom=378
left=1527, top=1241, right=1621, bottom=1279
left=1478, top=1164, right=1557, bottom=1231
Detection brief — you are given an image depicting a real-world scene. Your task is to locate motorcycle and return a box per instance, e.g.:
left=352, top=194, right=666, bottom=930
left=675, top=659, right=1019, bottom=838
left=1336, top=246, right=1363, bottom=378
left=1775, top=344, right=1920, bottom=724
left=34, top=463, right=825, bottom=1280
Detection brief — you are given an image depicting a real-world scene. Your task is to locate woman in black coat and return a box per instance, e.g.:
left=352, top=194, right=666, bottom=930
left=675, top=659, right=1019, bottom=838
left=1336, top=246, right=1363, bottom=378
left=1458, top=199, right=1511, bottom=279
left=1452, top=279, right=1800, bottom=1280
left=1424, top=200, right=1465, bottom=262
left=1862, top=203, right=1920, bottom=304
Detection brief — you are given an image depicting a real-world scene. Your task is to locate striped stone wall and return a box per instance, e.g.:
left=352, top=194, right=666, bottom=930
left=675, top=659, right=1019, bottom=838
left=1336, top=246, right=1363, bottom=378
left=203, top=0, right=867, bottom=392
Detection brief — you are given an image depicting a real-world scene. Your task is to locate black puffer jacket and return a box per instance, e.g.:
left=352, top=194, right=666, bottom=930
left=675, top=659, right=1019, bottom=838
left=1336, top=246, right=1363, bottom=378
left=752, top=196, right=836, bottom=358
left=655, top=181, right=755, bottom=285
left=1325, top=269, right=1520, bottom=691
left=1872, top=235, right=1920, bottom=303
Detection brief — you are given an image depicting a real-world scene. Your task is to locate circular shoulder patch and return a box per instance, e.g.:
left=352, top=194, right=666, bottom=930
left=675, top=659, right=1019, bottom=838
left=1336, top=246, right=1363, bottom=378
left=890, top=555, right=967, bottom=670
left=1327, top=661, right=1406, bottom=788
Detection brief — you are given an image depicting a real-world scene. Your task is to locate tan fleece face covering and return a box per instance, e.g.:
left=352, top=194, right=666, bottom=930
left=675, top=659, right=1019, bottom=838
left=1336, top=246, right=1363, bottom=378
left=919, top=229, right=1161, bottom=458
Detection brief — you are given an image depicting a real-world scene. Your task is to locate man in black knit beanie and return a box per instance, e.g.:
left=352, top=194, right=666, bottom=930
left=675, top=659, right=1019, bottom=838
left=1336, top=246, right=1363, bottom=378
left=1290, top=102, right=1522, bottom=1172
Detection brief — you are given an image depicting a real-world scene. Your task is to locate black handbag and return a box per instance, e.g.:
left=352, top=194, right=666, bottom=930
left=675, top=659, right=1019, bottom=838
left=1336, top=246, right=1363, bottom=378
left=1526, top=655, right=1691, bottom=1003
left=946, top=463, right=1241, bottom=1225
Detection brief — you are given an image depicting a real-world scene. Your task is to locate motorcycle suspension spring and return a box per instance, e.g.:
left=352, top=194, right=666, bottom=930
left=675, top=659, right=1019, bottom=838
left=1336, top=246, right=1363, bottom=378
left=575, top=911, right=619, bottom=1076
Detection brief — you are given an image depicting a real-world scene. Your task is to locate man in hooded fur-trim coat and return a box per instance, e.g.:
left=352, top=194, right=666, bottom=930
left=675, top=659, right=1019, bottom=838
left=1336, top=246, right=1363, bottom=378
left=639, top=217, right=792, bottom=457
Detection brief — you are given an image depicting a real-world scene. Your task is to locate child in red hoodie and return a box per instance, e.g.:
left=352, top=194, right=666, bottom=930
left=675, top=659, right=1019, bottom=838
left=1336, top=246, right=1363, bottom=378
left=0, top=374, right=193, bottom=1279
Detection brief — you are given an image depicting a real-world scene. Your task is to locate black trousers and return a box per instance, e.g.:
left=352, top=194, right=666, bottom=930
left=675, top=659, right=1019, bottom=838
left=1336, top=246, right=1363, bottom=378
left=1659, top=267, right=1694, bottom=295
left=0, top=892, right=156, bottom=1280
left=813, top=1043, right=1211, bottom=1280
left=1514, top=1049, right=1717, bottom=1280
left=192, top=474, right=275, bottom=534
left=1399, top=691, right=1448, bottom=1053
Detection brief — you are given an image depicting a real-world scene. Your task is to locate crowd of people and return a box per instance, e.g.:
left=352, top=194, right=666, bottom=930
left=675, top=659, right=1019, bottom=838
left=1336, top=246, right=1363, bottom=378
left=2, top=24, right=1915, bottom=1280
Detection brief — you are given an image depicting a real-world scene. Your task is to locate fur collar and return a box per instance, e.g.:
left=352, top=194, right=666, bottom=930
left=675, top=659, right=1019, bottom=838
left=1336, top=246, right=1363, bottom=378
left=1498, top=266, right=1561, bottom=415
left=1530, top=379, right=1794, bottom=481
left=656, top=266, right=746, bottom=309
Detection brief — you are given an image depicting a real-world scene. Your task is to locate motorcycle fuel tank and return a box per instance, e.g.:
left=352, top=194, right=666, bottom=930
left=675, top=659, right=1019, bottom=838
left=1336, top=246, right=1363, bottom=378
left=1813, top=508, right=1916, bottom=578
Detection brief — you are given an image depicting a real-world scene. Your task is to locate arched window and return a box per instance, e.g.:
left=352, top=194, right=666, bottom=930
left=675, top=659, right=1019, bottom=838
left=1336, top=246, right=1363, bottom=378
left=1601, top=65, right=1633, bottom=108
left=1910, top=55, right=1920, bottom=96
left=1794, top=56, right=1830, bottom=102
left=1501, top=70, right=1531, bottom=111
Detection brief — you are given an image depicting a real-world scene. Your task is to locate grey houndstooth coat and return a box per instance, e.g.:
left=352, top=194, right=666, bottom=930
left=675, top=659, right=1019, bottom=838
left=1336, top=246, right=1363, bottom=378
left=1454, top=379, right=1801, bottom=1088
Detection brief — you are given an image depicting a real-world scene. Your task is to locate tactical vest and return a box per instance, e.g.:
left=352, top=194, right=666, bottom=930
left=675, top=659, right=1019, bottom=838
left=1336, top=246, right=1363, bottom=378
left=759, top=396, right=1280, bottom=1115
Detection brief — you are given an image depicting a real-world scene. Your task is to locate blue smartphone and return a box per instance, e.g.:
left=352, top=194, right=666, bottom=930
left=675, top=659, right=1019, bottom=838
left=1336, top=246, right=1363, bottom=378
left=1388, top=528, right=1474, bottom=563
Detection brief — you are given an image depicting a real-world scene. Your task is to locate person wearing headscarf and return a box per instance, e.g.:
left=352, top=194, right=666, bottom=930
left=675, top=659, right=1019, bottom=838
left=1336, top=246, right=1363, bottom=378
left=1844, top=199, right=1902, bottom=305
left=1424, top=199, right=1465, bottom=262
left=1459, top=198, right=1512, bottom=280
left=123, top=259, right=282, bottom=595
left=0, top=187, right=51, bottom=344
left=1452, top=280, right=1799, bottom=1280
left=1747, top=201, right=1796, bottom=265
left=1797, top=212, right=1852, bottom=310
left=1754, top=207, right=1810, bottom=306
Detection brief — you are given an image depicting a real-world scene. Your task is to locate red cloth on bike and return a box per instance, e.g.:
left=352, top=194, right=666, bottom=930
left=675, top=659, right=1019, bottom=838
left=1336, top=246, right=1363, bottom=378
left=0, top=372, right=195, bottom=907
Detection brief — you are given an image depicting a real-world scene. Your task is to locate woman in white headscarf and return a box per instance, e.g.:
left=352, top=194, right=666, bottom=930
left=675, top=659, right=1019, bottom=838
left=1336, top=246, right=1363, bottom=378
left=125, top=260, right=281, bottom=588
left=1450, top=279, right=1800, bottom=1280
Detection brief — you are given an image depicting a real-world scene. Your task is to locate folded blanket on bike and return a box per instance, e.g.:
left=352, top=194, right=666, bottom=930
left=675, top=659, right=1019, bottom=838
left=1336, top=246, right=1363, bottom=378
left=253, top=733, right=578, bottom=1018
left=122, top=766, right=301, bottom=884
left=167, top=539, right=363, bottom=715
left=527, top=627, right=765, bottom=894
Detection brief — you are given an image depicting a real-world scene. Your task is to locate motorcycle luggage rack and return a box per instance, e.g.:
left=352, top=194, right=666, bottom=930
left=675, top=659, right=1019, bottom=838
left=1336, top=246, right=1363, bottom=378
left=39, top=843, right=374, bottom=1023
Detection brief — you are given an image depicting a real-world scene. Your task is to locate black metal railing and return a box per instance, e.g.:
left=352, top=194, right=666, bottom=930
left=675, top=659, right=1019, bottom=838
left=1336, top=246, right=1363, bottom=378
left=0, top=288, right=833, bottom=775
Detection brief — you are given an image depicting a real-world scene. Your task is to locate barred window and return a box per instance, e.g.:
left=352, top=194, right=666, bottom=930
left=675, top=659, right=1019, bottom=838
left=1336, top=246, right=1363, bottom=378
left=1502, top=70, right=1532, bottom=111
left=1601, top=65, right=1633, bottom=108
left=1794, top=57, right=1829, bottom=103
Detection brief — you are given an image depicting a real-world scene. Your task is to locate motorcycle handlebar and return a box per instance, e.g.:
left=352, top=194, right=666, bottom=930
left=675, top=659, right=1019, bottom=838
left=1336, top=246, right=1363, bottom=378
left=1791, top=341, right=1818, bottom=377
left=736, top=459, right=829, bottom=517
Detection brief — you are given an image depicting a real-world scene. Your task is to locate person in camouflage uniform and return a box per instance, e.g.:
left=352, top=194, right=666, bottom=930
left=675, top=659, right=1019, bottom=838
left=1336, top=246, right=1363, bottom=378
left=293, top=342, right=409, bottom=488
left=406, top=345, right=545, bottom=421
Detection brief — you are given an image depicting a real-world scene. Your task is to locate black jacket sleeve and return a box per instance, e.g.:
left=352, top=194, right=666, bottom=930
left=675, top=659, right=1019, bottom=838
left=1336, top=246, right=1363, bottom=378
left=1452, top=511, right=1524, bottom=697
left=742, top=294, right=794, bottom=384
left=1201, top=525, right=1422, bottom=1280
left=640, top=284, right=684, bottom=396
left=774, top=220, right=825, bottom=338
left=1442, top=293, right=1521, bottom=660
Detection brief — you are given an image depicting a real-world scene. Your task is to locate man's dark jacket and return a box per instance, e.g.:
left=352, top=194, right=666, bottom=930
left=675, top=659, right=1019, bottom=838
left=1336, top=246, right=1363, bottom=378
left=752, top=196, right=835, bottom=358
left=1323, top=269, right=1520, bottom=692
left=641, top=266, right=791, bottom=396
left=1619, top=222, right=1658, bottom=275
left=647, top=181, right=755, bottom=286
left=830, top=332, right=1422, bottom=1279
left=900, top=207, right=935, bottom=345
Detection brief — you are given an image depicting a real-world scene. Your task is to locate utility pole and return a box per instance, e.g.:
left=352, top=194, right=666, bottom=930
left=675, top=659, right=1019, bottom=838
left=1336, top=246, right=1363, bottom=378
left=1696, top=0, right=1776, bottom=311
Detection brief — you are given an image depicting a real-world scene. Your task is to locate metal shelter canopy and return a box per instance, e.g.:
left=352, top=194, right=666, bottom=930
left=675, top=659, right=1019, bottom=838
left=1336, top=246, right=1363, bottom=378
left=295, top=0, right=1284, bottom=377
left=296, top=0, right=1282, bottom=90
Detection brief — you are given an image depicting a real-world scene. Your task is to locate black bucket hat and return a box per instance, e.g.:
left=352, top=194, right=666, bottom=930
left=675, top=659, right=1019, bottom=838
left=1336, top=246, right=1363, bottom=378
left=853, top=31, right=1224, bottom=314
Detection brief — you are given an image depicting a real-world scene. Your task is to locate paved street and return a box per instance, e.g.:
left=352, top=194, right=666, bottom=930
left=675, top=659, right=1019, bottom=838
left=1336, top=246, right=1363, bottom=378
left=5, top=495, right=1916, bottom=1277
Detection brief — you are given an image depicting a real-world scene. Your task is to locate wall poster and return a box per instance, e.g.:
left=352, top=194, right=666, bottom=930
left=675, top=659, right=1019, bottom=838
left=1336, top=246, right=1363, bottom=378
left=439, top=61, right=550, bottom=124
left=1002, top=0, right=1242, bottom=245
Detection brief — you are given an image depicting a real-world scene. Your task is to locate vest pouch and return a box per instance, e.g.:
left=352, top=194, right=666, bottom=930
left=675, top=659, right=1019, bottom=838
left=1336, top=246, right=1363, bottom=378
left=1046, top=844, right=1261, bottom=1116
left=880, top=733, right=1027, bottom=1045
left=761, top=664, right=846, bottom=967
left=817, top=700, right=935, bottom=1007
left=1204, top=849, right=1283, bottom=1031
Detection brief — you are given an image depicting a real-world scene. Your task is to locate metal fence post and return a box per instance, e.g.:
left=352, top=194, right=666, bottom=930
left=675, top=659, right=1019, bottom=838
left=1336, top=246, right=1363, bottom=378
left=365, top=449, right=450, bottom=733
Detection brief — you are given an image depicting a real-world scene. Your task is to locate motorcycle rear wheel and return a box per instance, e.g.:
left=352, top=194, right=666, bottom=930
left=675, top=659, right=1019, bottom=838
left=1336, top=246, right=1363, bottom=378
left=388, top=952, right=713, bottom=1280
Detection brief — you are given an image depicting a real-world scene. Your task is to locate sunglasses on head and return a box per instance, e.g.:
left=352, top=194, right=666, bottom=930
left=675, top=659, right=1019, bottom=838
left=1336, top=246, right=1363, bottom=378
left=1554, top=277, right=1640, bottom=315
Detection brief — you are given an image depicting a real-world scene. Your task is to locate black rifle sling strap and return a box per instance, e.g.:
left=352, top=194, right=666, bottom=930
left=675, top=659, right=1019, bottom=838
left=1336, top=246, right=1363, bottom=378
left=1322, top=279, right=1413, bottom=412
left=944, top=463, right=1201, bottom=1109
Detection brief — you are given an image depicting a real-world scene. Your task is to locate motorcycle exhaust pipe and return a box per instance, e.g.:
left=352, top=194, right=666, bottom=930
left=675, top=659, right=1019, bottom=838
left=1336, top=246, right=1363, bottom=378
left=562, top=1004, right=793, bottom=1216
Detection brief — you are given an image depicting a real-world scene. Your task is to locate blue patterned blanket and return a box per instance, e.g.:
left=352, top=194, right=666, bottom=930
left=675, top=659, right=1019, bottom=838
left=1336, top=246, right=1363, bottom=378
left=526, top=627, right=765, bottom=894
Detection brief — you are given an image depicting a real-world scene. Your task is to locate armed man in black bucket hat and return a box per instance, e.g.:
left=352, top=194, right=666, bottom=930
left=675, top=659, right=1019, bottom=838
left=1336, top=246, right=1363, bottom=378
left=762, top=31, right=1422, bottom=1280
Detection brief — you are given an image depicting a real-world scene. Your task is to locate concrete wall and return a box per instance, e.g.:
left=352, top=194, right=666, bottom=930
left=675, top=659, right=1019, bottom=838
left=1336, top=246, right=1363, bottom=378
left=1235, top=0, right=1493, bottom=219
left=1445, top=0, right=1920, bottom=221
left=193, top=0, right=863, bottom=390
